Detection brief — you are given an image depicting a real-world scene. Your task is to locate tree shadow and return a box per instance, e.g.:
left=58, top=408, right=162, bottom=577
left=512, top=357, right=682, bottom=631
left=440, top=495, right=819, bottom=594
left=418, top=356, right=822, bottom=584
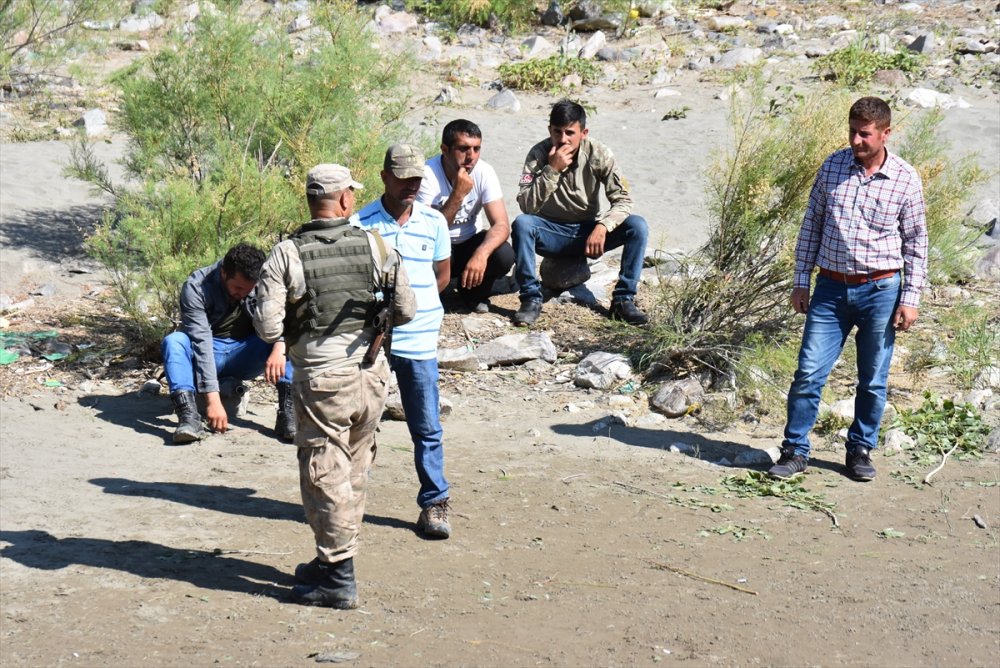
left=90, top=477, right=304, bottom=522
left=0, top=204, right=108, bottom=266
left=551, top=419, right=775, bottom=471
left=0, top=529, right=291, bottom=599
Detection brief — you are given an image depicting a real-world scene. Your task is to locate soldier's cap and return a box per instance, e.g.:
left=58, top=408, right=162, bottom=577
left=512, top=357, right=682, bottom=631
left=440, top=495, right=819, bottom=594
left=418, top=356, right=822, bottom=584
left=305, top=164, right=363, bottom=197
left=383, top=143, right=425, bottom=179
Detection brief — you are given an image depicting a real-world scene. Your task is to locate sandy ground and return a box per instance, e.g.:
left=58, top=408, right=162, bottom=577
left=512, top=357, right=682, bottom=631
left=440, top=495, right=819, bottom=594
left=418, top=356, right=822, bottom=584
left=2, top=41, right=1000, bottom=668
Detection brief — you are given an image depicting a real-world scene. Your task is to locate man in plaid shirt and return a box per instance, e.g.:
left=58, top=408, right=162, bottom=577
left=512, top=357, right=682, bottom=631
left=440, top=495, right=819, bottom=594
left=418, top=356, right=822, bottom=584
left=769, top=96, right=928, bottom=482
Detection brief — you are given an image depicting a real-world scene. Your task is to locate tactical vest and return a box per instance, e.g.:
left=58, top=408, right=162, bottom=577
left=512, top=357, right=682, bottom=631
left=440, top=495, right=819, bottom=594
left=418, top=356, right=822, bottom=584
left=283, top=218, right=379, bottom=346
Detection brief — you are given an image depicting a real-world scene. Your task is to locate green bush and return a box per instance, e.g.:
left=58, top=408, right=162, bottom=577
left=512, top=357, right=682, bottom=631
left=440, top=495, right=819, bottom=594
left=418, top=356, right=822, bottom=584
left=413, top=0, right=538, bottom=31
left=895, top=109, right=990, bottom=283
left=68, top=4, right=414, bottom=345
left=814, top=38, right=925, bottom=86
left=499, top=55, right=601, bottom=91
left=1, top=0, right=125, bottom=89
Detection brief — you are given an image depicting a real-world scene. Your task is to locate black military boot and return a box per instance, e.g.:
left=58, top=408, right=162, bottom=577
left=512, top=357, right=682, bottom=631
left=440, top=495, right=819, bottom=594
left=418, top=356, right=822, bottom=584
left=170, top=391, right=204, bottom=444
left=275, top=382, right=297, bottom=443
left=290, top=557, right=359, bottom=609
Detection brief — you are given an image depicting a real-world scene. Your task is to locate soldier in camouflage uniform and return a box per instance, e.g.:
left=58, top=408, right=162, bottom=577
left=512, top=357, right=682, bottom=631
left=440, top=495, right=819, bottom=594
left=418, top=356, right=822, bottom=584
left=253, top=164, right=415, bottom=608
left=512, top=99, right=649, bottom=327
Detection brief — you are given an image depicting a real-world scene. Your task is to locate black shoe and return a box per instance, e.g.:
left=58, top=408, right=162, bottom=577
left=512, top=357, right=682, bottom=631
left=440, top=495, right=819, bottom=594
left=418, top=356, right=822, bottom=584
left=289, top=558, right=359, bottom=609
left=768, top=447, right=808, bottom=479
left=513, top=298, right=542, bottom=327
left=170, top=391, right=204, bottom=444
left=845, top=446, right=876, bottom=481
left=609, top=299, right=648, bottom=325
left=294, top=558, right=324, bottom=585
left=275, top=382, right=297, bottom=443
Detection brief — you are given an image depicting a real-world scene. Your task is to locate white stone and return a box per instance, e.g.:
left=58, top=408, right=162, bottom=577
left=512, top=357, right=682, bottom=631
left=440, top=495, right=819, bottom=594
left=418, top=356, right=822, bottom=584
left=883, top=428, right=915, bottom=454
left=717, top=47, right=762, bottom=69
left=375, top=10, right=418, bottom=35
left=476, top=333, right=557, bottom=367
left=653, top=88, right=681, bottom=98
left=73, top=109, right=107, bottom=137
left=486, top=89, right=520, bottom=113
left=579, top=31, right=606, bottom=60
left=421, top=35, right=443, bottom=61
left=733, top=449, right=774, bottom=466
left=288, top=15, right=311, bottom=33
left=906, top=87, right=958, bottom=109
left=899, top=2, right=923, bottom=12
left=964, top=389, right=994, bottom=409
left=973, top=365, right=1000, bottom=390
left=119, top=13, right=165, bottom=33
left=522, top=35, right=555, bottom=59
left=669, top=442, right=696, bottom=455
left=574, top=352, right=632, bottom=390
left=975, top=246, right=1000, bottom=280
left=438, top=347, right=481, bottom=372
left=829, top=398, right=855, bottom=421
left=707, top=16, right=746, bottom=31
left=813, top=15, right=849, bottom=30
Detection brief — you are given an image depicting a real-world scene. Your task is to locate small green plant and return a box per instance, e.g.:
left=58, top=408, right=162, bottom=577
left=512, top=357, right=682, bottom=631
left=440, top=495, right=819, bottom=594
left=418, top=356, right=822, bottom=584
left=498, top=55, right=601, bottom=92
left=941, top=303, right=999, bottom=389
left=721, top=470, right=838, bottom=526
left=661, top=106, right=691, bottom=121
left=814, top=410, right=849, bottom=436
left=893, top=391, right=990, bottom=466
left=814, top=38, right=926, bottom=86
left=698, top=524, right=770, bottom=541
left=412, top=0, right=537, bottom=32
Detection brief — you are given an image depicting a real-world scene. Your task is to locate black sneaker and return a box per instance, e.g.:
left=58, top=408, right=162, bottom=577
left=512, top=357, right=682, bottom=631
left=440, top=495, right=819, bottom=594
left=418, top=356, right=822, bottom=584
left=845, top=446, right=876, bottom=481
left=609, top=299, right=648, bottom=325
left=768, top=447, right=809, bottom=479
left=513, top=298, right=542, bottom=327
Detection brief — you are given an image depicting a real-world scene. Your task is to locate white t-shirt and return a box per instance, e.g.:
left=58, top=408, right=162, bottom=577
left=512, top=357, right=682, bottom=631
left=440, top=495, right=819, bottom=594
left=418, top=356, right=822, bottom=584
left=417, top=155, right=503, bottom=244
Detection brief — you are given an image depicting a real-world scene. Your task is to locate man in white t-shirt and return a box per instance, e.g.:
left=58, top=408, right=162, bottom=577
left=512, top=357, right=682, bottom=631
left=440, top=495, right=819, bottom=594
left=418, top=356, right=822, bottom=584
left=417, top=119, right=514, bottom=313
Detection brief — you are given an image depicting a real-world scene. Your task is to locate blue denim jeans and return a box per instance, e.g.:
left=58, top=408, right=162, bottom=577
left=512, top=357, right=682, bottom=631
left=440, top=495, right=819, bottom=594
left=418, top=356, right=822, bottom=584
left=162, top=332, right=292, bottom=393
left=510, top=213, right=649, bottom=302
left=390, top=354, right=449, bottom=508
left=783, top=273, right=901, bottom=458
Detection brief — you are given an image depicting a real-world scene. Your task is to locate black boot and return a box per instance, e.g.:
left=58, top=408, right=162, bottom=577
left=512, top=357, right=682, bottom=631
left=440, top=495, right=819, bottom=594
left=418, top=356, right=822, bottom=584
left=170, top=391, right=204, bottom=444
left=275, top=382, right=297, bottom=443
left=290, top=557, right=359, bottom=609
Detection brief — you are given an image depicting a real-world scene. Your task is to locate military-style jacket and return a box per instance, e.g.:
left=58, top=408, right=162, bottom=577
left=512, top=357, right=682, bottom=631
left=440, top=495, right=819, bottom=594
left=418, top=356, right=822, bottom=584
left=253, top=218, right=415, bottom=378
left=516, top=137, right=633, bottom=231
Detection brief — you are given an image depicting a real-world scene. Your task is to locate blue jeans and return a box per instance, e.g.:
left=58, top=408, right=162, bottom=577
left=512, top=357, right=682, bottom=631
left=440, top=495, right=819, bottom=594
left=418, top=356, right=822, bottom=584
left=390, top=354, right=449, bottom=508
left=783, top=273, right=901, bottom=458
left=510, top=213, right=649, bottom=302
left=162, top=332, right=292, bottom=393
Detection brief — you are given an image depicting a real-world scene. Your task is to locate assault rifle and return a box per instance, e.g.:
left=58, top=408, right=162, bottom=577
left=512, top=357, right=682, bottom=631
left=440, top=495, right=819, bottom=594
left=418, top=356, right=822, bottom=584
left=362, top=259, right=399, bottom=365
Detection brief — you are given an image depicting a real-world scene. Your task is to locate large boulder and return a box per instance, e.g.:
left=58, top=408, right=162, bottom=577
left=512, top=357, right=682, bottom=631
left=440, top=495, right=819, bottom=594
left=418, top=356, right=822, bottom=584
left=539, top=256, right=591, bottom=291
left=650, top=377, right=704, bottom=418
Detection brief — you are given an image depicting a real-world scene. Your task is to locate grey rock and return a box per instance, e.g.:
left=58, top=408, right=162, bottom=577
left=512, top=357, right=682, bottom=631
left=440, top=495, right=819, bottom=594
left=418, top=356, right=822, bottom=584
left=596, top=47, right=624, bottom=62
left=964, top=388, right=994, bottom=409
left=636, top=1, right=675, bottom=18
left=717, top=47, right=762, bottom=69
left=579, top=30, right=607, bottom=60
left=73, top=109, right=107, bottom=137
left=974, top=246, right=1000, bottom=280
left=967, top=199, right=998, bottom=228
left=906, top=87, right=962, bottom=109
left=119, top=13, right=165, bottom=33
left=987, top=428, right=1000, bottom=454
left=140, top=379, right=162, bottom=396
left=456, top=23, right=487, bottom=47
left=539, top=256, right=590, bottom=291
left=574, top=352, right=632, bottom=390
left=569, top=0, right=602, bottom=21
left=650, top=377, right=703, bottom=418
left=486, top=89, right=520, bottom=113
left=476, top=333, right=557, bottom=367
left=687, top=56, right=712, bottom=71
left=438, top=347, right=481, bottom=372
left=83, top=20, right=116, bottom=30
left=384, top=393, right=406, bottom=420
left=375, top=9, right=418, bottom=35
left=434, top=85, right=457, bottom=105
left=881, top=402, right=898, bottom=427
left=29, top=284, right=56, bottom=297
left=829, top=397, right=855, bottom=421
left=954, top=36, right=986, bottom=54
left=571, top=16, right=622, bottom=33
left=522, top=35, right=555, bottom=59
left=802, top=40, right=832, bottom=58
left=421, top=35, right=443, bottom=60
left=707, top=16, right=746, bottom=32
left=883, top=428, right=915, bottom=454
left=874, top=33, right=895, bottom=55
left=937, top=285, right=971, bottom=300
left=288, top=14, right=311, bottom=33
left=908, top=32, right=937, bottom=54
left=973, top=365, right=1000, bottom=390
left=813, top=15, right=849, bottom=30
left=873, top=69, right=908, bottom=87
left=541, top=0, right=565, bottom=26
left=668, top=442, right=696, bottom=455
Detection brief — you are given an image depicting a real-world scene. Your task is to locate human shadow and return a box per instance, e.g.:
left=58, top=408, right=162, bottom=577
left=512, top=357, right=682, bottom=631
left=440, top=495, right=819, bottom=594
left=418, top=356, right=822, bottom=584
left=551, top=419, right=775, bottom=470
left=0, top=203, right=107, bottom=265
left=0, top=529, right=292, bottom=599
left=79, top=392, right=271, bottom=445
left=90, top=477, right=304, bottom=522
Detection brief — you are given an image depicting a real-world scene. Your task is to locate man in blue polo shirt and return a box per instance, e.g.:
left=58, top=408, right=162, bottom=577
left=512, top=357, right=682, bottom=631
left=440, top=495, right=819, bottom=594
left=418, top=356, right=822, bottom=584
left=351, top=144, right=454, bottom=538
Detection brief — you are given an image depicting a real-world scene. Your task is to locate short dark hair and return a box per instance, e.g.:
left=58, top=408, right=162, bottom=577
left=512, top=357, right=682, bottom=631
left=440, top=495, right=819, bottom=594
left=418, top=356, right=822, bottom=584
left=222, top=243, right=265, bottom=282
left=849, top=97, right=891, bottom=130
left=549, top=99, right=586, bottom=129
left=442, top=119, right=482, bottom=148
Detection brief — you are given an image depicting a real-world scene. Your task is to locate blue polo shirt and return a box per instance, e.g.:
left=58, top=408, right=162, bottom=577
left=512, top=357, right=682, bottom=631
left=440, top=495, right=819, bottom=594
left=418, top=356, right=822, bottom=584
left=351, top=199, right=450, bottom=360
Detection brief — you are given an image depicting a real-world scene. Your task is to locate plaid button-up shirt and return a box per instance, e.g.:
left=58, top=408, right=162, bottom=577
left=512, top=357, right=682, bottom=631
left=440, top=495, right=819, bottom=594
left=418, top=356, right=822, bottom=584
left=793, top=147, right=928, bottom=308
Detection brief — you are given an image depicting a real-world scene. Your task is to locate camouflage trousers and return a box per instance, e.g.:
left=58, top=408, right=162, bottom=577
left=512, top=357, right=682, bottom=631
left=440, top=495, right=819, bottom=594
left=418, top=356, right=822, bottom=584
left=294, top=359, right=390, bottom=564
